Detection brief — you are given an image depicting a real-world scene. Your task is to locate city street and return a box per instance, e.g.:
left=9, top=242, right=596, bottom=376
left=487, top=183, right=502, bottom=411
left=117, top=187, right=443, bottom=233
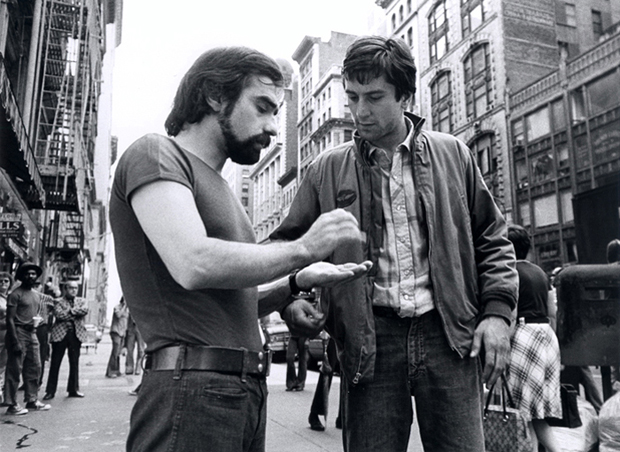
left=1, top=334, right=423, bottom=451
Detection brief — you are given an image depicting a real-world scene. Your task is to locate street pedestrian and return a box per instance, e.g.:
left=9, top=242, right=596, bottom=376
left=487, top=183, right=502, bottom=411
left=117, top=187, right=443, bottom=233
left=271, top=36, right=518, bottom=451
left=109, top=46, right=371, bottom=451
left=124, top=312, right=144, bottom=375
left=285, top=335, right=308, bottom=391
left=506, top=224, right=562, bottom=452
left=43, top=280, right=89, bottom=400
left=0, top=271, right=13, bottom=406
left=308, top=333, right=342, bottom=431
left=4, top=262, right=51, bottom=414
left=106, top=297, right=128, bottom=378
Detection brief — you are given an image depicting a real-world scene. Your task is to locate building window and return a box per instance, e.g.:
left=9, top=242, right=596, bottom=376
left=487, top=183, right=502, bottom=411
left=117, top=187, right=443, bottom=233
left=534, top=195, right=559, bottom=227
left=471, top=133, right=497, bottom=176
left=392, top=14, right=397, bottom=30
left=462, top=0, right=484, bottom=37
left=407, top=27, right=413, bottom=47
left=565, top=3, right=577, bottom=27
left=399, top=5, right=404, bottom=23
left=430, top=72, right=452, bottom=133
left=512, top=119, right=524, bottom=145
left=429, top=0, right=449, bottom=63
left=592, top=10, right=603, bottom=39
left=407, top=0, right=412, bottom=14
left=551, top=99, right=566, bottom=132
left=344, top=130, right=353, bottom=142
left=464, top=44, right=492, bottom=119
left=588, top=70, right=620, bottom=116
left=530, top=151, right=554, bottom=184
left=525, top=106, right=551, bottom=141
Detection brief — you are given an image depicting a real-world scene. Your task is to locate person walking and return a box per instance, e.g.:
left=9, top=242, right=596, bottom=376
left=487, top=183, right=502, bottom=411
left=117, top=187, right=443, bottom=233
left=506, top=225, right=562, bottom=452
left=0, top=271, right=13, bottom=405
left=109, top=46, right=371, bottom=451
left=4, top=262, right=51, bottom=415
left=271, top=36, right=518, bottom=451
left=308, top=333, right=342, bottom=431
left=43, top=280, right=89, bottom=400
left=106, top=297, right=128, bottom=378
left=285, top=335, right=308, bottom=391
left=124, top=312, right=144, bottom=375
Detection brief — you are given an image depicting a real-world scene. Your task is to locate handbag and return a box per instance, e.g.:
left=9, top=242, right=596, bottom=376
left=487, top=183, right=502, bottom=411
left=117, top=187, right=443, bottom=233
left=546, top=383, right=582, bottom=428
left=483, top=374, right=534, bottom=452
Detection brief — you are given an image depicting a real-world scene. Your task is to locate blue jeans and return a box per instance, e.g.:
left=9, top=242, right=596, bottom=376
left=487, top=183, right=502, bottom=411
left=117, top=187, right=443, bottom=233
left=127, top=369, right=268, bottom=452
left=342, top=309, right=485, bottom=452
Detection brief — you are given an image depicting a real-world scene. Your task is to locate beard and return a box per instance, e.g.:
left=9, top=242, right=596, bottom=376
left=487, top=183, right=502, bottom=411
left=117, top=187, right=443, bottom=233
left=218, top=104, right=272, bottom=165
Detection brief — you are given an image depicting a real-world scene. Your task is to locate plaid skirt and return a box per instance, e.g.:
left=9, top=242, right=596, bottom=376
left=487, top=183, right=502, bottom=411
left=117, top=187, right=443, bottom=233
left=506, top=323, right=562, bottom=421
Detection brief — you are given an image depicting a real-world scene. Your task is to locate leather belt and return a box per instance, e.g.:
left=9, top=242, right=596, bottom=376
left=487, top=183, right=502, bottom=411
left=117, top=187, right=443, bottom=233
left=372, top=306, right=400, bottom=318
left=144, top=345, right=270, bottom=379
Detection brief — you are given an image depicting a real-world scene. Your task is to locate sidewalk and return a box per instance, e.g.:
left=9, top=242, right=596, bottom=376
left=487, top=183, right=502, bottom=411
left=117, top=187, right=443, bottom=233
left=0, top=334, right=424, bottom=451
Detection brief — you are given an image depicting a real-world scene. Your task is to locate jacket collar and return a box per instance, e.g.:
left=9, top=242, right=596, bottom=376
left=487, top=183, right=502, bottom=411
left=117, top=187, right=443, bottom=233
left=353, top=112, right=426, bottom=166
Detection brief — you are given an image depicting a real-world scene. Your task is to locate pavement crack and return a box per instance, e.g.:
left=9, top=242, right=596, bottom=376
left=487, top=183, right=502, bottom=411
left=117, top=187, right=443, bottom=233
left=3, top=420, right=39, bottom=449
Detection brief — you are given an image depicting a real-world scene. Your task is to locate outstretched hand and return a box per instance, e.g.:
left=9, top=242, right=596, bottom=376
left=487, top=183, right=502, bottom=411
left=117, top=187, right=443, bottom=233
left=296, top=261, right=373, bottom=290
left=469, top=316, right=511, bottom=386
left=282, top=260, right=372, bottom=338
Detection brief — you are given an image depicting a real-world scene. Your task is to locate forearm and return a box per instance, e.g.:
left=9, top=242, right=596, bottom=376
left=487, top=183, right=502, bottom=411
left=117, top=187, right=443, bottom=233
left=257, top=276, right=294, bottom=318
left=175, top=238, right=313, bottom=291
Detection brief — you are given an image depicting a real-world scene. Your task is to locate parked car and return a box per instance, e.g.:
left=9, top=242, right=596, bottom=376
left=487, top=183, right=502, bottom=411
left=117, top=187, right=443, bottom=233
left=260, top=313, right=290, bottom=363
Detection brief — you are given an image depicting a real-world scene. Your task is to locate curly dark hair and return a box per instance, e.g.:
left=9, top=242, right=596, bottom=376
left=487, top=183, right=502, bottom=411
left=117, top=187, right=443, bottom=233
left=164, top=47, right=284, bottom=136
left=342, top=36, right=417, bottom=102
left=507, top=224, right=531, bottom=260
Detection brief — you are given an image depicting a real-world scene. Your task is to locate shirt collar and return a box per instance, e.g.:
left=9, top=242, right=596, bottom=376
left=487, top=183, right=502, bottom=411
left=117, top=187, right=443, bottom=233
left=368, top=116, right=415, bottom=161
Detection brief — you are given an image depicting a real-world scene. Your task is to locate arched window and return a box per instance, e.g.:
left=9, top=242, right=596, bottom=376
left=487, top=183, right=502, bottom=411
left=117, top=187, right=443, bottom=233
left=464, top=43, right=492, bottom=119
left=407, top=0, right=412, bottom=14
left=429, top=0, right=449, bottom=63
left=399, top=5, right=404, bottom=23
left=470, top=132, right=499, bottom=198
left=461, top=0, right=484, bottom=37
left=392, top=14, right=397, bottom=30
left=430, top=71, right=452, bottom=133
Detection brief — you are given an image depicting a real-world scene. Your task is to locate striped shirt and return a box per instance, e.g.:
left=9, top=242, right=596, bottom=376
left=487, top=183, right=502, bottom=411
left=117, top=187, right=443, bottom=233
left=369, top=118, right=434, bottom=317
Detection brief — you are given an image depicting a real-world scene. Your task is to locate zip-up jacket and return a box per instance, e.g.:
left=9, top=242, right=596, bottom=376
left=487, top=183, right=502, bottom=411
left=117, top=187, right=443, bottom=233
left=271, top=113, right=518, bottom=385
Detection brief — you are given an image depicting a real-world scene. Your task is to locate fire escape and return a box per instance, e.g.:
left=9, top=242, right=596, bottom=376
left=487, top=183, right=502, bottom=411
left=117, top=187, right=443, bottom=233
left=31, top=0, right=101, bottom=259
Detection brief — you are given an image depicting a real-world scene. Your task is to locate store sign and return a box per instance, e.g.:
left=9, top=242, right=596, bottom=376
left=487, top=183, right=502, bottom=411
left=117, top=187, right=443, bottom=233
left=0, top=213, right=22, bottom=237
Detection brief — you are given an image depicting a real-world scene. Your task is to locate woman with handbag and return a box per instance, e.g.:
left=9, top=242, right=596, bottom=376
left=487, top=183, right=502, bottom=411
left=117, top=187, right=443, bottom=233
left=506, top=225, right=562, bottom=452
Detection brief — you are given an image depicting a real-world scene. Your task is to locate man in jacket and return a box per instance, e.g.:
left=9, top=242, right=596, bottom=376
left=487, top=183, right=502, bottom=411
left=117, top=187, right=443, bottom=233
left=43, top=280, right=89, bottom=400
left=271, top=36, right=518, bottom=451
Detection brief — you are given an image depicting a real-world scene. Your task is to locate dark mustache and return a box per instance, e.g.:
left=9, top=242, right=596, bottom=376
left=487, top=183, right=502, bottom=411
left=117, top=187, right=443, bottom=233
left=251, top=134, right=272, bottom=148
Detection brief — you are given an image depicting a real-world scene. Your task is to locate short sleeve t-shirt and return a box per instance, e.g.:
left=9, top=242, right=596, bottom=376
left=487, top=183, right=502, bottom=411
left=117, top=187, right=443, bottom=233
left=7, top=287, right=41, bottom=327
left=109, top=134, right=262, bottom=353
left=515, top=260, right=551, bottom=320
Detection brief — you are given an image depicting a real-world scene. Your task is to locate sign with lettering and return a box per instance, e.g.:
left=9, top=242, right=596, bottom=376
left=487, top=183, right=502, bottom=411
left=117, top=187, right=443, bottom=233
left=0, top=213, right=22, bottom=237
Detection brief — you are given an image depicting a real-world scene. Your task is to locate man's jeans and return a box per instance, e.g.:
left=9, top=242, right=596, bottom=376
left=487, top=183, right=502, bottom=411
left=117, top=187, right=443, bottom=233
left=5, top=326, right=41, bottom=405
left=127, top=369, right=268, bottom=452
left=342, top=309, right=485, bottom=452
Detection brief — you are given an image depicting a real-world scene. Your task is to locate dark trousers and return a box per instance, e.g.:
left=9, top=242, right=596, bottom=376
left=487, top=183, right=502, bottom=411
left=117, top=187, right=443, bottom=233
left=5, top=326, right=41, bottom=405
left=286, top=336, right=308, bottom=390
left=310, top=337, right=340, bottom=418
left=36, top=324, right=50, bottom=386
left=45, top=330, right=82, bottom=396
left=125, top=328, right=144, bottom=375
left=106, top=332, right=123, bottom=377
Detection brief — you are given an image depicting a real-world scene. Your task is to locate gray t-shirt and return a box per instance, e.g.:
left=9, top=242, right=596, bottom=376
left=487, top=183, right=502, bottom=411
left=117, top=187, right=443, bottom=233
left=109, top=134, right=261, bottom=353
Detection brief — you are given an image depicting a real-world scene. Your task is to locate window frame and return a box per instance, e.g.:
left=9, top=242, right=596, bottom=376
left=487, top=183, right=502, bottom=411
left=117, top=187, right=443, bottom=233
left=463, top=43, right=492, bottom=119
left=429, top=0, right=449, bottom=63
